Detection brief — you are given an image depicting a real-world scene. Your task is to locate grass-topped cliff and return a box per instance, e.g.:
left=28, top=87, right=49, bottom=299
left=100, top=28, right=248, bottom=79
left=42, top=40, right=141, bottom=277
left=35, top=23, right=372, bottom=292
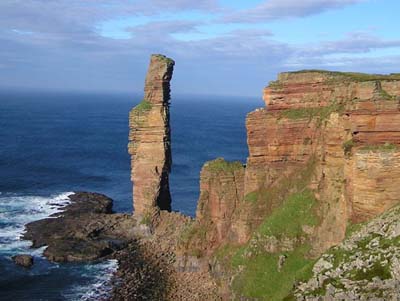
left=174, top=70, right=400, bottom=300
left=124, top=66, right=400, bottom=300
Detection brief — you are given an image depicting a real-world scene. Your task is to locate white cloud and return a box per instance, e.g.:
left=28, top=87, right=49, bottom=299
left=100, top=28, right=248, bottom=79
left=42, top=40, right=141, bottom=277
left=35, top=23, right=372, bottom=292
left=223, top=0, right=364, bottom=23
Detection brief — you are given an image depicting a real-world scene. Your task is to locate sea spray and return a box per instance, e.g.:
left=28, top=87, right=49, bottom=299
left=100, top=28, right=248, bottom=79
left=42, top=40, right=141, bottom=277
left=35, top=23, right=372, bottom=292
left=0, top=192, right=118, bottom=300
left=0, top=192, right=73, bottom=254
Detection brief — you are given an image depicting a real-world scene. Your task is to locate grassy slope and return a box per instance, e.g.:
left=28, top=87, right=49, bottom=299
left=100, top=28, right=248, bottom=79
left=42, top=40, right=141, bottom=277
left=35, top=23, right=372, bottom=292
left=230, top=190, right=318, bottom=300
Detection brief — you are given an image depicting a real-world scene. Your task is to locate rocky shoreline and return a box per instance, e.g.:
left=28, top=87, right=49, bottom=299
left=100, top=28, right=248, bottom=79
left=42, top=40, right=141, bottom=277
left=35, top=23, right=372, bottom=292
left=21, top=192, right=219, bottom=300
left=23, top=192, right=136, bottom=263
left=16, top=58, right=400, bottom=300
left=22, top=192, right=163, bottom=300
left=19, top=55, right=221, bottom=300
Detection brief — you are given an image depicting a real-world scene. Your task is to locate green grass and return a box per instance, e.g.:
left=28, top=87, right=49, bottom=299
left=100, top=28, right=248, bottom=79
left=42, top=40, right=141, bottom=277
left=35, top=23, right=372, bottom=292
left=257, top=189, right=318, bottom=238
left=246, top=157, right=317, bottom=217
left=350, top=262, right=391, bottom=281
left=327, top=246, right=354, bottom=269
left=214, top=244, right=241, bottom=263
left=379, top=88, right=396, bottom=100
left=231, top=245, right=316, bottom=301
left=133, top=99, right=152, bottom=113
left=280, top=107, right=319, bottom=120
left=244, top=191, right=258, bottom=202
left=153, top=54, right=175, bottom=66
left=345, top=221, right=364, bottom=238
left=280, top=102, right=345, bottom=127
left=204, top=157, right=318, bottom=300
left=268, top=80, right=283, bottom=89
left=204, top=158, right=244, bottom=174
left=286, top=70, right=400, bottom=82
left=206, top=157, right=320, bottom=300
left=360, top=142, right=398, bottom=152
left=228, top=188, right=319, bottom=300
left=343, top=139, right=355, bottom=156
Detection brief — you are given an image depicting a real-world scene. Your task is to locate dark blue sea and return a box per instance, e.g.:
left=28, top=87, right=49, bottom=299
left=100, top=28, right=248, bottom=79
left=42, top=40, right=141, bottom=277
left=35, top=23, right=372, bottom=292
left=0, top=90, right=260, bottom=300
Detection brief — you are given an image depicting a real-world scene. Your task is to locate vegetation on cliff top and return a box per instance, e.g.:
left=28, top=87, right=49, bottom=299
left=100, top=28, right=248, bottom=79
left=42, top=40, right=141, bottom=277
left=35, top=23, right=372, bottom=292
left=153, top=54, right=175, bottom=66
left=285, top=70, right=400, bottom=82
left=269, top=70, right=400, bottom=89
left=204, top=158, right=244, bottom=173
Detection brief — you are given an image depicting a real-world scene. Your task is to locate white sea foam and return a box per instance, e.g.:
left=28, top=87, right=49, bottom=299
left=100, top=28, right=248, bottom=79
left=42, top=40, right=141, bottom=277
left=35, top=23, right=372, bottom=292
left=62, top=259, right=119, bottom=301
left=0, top=192, right=118, bottom=300
left=0, top=192, right=73, bottom=254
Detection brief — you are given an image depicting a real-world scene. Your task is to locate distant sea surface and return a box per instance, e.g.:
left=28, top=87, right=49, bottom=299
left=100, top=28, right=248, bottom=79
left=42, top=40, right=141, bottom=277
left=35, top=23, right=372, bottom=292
left=0, top=90, right=260, bottom=300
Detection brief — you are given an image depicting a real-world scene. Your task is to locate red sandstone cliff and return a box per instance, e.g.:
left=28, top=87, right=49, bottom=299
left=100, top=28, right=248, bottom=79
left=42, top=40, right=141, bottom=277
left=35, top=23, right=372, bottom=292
left=128, top=54, right=175, bottom=215
left=127, top=66, right=400, bottom=300
left=189, top=71, right=400, bottom=256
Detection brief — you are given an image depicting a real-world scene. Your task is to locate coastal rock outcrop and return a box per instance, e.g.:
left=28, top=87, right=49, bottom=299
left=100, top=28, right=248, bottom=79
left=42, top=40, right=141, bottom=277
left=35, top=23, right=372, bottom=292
left=12, top=254, right=34, bottom=268
left=23, top=192, right=138, bottom=262
left=128, top=54, right=175, bottom=216
left=20, top=64, right=400, bottom=301
left=181, top=70, right=400, bottom=300
left=255, top=71, right=400, bottom=250
left=195, top=71, right=400, bottom=251
left=293, top=204, right=400, bottom=300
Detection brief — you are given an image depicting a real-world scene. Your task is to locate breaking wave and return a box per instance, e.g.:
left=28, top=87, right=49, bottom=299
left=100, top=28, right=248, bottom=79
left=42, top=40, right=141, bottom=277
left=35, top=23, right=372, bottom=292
left=0, top=192, right=118, bottom=300
left=0, top=192, right=73, bottom=254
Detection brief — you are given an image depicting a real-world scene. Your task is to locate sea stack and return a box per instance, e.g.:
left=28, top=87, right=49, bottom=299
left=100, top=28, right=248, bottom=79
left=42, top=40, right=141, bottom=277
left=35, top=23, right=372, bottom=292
left=128, top=54, right=175, bottom=216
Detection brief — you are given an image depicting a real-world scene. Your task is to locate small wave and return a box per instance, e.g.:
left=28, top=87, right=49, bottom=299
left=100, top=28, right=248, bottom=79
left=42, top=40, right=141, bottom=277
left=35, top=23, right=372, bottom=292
left=62, top=259, right=119, bottom=301
left=0, top=192, right=73, bottom=254
left=0, top=192, right=119, bottom=300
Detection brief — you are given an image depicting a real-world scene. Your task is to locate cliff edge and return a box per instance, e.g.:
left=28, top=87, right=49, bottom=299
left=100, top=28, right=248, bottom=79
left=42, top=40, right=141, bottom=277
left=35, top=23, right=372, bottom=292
left=125, top=63, right=400, bottom=300
left=179, top=70, right=400, bottom=300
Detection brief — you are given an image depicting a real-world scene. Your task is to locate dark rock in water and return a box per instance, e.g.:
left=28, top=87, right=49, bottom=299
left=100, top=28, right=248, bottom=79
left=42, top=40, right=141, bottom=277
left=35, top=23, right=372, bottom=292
left=12, top=254, right=34, bottom=268
left=53, top=191, right=113, bottom=217
left=23, top=192, right=138, bottom=263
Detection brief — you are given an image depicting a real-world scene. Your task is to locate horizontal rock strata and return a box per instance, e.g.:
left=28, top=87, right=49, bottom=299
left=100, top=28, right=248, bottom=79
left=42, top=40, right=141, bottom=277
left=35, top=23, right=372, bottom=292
left=186, top=70, right=400, bottom=268
left=128, top=54, right=175, bottom=215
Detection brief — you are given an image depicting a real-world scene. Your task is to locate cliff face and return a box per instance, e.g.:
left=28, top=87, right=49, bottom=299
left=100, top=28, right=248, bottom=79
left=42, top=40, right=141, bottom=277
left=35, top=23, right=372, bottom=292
left=128, top=54, right=175, bottom=215
left=261, top=72, right=400, bottom=233
left=183, top=71, right=400, bottom=300
left=195, top=71, right=400, bottom=248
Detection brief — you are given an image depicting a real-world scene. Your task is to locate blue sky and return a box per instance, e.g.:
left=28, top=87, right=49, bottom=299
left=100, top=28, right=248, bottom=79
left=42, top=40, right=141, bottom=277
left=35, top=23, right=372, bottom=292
left=1, top=0, right=399, bottom=96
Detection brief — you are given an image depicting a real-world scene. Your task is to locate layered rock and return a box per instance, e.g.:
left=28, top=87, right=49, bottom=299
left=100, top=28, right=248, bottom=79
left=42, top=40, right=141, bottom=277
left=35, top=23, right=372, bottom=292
left=243, top=71, right=400, bottom=251
left=122, top=68, right=400, bottom=300
left=188, top=159, right=245, bottom=253
left=128, top=54, right=175, bottom=215
left=179, top=70, right=400, bottom=300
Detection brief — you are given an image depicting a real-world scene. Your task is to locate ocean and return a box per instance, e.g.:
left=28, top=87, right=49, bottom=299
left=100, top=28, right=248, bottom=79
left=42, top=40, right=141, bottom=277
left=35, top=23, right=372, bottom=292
left=0, top=90, right=261, bottom=300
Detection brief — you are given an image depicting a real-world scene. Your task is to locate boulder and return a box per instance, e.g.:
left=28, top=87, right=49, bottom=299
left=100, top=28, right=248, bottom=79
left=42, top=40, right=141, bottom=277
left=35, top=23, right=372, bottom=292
left=12, top=254, right=34, bottom=268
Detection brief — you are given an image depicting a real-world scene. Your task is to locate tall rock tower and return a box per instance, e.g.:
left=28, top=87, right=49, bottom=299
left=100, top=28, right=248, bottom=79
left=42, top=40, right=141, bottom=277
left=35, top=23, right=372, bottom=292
left=128, top=54, right=175, bottom=215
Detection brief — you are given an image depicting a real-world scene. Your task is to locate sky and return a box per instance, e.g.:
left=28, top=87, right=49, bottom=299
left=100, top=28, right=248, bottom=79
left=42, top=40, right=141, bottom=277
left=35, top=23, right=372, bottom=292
left=0, top=0, right=399, bottom=97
